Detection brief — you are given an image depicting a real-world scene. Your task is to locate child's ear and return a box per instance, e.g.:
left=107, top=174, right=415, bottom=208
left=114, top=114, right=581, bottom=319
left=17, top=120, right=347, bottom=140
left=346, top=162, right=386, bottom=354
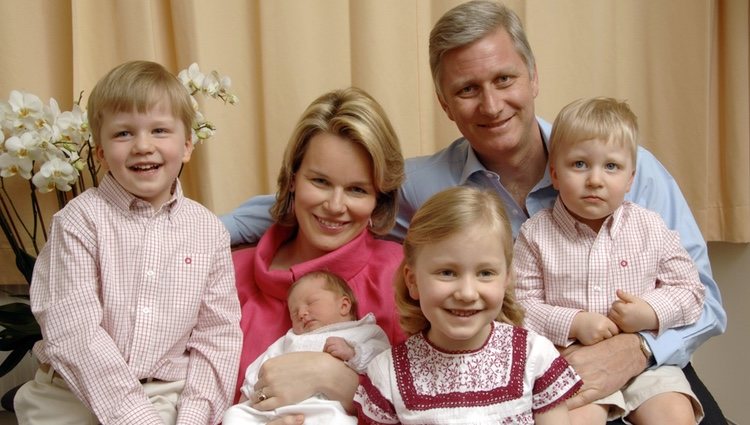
left=550, top=163, right=559, bottom=190
left=95, top=144, right=108, bottom=167
left=182, top=139, right=194, bottom=163
left=404, top=265, right=419, bottom=300
left=339, top=296, right=352, bottom=317
left=626, top=169, right=635, bottom=192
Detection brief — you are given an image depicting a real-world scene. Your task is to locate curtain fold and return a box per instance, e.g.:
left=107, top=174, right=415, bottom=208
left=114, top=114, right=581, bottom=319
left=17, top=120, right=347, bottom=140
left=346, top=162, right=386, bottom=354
left=0, top=0, right=747, bottom=284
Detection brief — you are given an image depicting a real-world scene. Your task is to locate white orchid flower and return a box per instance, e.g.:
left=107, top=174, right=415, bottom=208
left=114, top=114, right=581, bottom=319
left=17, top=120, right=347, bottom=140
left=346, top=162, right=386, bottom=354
left=202, top=72, right=221, bottom=97
left=31, top=156, right=77, bottom=192
left=5, top=132, right=44, bottom=161
left=178, top=63, right=205, bottom=94
left=8, top=91, right=45, bottom=132
left=57, top=104, right=90, bottom=146
left=0, top=151, right=33, bottom=179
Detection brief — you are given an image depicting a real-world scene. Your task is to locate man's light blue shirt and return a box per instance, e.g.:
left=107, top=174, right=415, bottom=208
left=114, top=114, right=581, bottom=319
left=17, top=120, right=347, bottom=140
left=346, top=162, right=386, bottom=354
left=220, top=117, right=726, bottom=367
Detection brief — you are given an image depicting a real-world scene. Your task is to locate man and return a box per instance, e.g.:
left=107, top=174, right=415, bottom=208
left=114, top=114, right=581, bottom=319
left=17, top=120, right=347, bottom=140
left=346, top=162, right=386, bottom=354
left=221, top=1, right=727, bottom=423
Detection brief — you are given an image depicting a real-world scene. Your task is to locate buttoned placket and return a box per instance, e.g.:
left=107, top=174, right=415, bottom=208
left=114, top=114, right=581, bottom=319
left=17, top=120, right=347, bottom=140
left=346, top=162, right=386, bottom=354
left=129, top=206, right=165, bottom=375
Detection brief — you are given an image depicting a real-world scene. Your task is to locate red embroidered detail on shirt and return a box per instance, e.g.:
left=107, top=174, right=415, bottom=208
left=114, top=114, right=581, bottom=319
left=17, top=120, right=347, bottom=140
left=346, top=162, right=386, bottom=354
left=620, top=260, right=628, bottom=267
left=393, top=324, right=527, bottom=410
left=185, top=257, right=192, bottom=264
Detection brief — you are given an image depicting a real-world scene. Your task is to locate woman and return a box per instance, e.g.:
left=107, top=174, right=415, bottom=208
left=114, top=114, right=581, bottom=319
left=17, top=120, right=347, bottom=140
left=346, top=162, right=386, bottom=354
left=231, top=87, right=405, bottom=423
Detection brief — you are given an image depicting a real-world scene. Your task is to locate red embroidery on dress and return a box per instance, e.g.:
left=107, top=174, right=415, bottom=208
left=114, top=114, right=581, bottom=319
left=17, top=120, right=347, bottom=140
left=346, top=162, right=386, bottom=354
left=532, top=356, right=583, bottom=412
left=393, top=323, right=527, bottom=410
left=358, top=374, right=397, bottom=416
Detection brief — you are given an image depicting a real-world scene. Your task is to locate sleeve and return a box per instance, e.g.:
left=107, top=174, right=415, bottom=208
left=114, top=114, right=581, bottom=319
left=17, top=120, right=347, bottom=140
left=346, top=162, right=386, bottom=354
left=392, top=188, right=416, bottom=242
left=513, top=224, right=580, bottom=346
left=30, top=214, right=163, bottom=424
left=528, top=332, right=582, bottom=414
left=638, top=223, right=706, bottom=335
left=345, top=325, right=391, bottom=373
left=219, top=194, right=276, bottom=245
left=628, top=147, right=726, bottom=366
left=354, top=355, right=401, bottom=425
left=176, top=229, right=242, bottom=424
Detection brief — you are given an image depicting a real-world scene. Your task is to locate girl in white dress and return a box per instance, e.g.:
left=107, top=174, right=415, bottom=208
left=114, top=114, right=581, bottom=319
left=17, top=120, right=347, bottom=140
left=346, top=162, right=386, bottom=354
left=354, top=186, right=582, bottom=425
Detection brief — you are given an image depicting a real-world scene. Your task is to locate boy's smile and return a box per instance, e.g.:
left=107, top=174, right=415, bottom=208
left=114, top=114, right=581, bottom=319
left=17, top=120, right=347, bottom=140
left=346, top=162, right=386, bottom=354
left=96, top=98, right=193, bottom=209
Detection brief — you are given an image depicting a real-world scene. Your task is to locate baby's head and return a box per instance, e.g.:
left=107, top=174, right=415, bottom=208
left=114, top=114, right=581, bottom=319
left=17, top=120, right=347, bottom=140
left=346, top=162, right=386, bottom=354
left=88, top=61, right=195, bottom=208
left=287, top=271, right=358, bottom=335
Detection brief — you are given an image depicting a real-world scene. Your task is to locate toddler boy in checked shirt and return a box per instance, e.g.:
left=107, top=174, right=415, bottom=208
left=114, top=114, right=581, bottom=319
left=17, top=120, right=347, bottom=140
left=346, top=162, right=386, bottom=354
left=14, top=60, right=242, bottom=425
left=513, top=97, right=705, bottom=425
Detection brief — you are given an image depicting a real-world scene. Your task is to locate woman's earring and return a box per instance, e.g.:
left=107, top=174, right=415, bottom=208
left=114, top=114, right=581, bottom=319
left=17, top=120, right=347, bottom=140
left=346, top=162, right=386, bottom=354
left=368, top=218, right=373, bottom=228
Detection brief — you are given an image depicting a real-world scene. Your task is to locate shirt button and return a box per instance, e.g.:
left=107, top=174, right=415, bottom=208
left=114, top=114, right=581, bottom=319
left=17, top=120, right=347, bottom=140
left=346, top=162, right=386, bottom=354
left=145, top=270, right=155, bottom=278
left=593, top=286, right=601, bottom=291
left=142, top=307, right=151, bottom=314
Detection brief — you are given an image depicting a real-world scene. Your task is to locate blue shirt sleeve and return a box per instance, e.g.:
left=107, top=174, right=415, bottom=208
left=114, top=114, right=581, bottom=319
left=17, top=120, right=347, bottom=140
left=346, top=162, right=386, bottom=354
left=219, top=194, right=275, bottom=245
left=627, top=147, right=727, bottom=366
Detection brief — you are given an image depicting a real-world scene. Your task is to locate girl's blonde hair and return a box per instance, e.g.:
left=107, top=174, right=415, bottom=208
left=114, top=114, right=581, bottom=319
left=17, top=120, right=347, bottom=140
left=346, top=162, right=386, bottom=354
left=549, top=97, right=639, bottom=165
left=87, top=60, right=194, bottom=146
left=269, top=87, right=404, bottom=236
left=395, top=186, right=524, bottom=335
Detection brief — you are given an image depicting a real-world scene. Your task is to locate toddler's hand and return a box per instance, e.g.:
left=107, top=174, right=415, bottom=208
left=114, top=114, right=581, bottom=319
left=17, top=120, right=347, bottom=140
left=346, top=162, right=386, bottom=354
left=571, top=311, right=620, bottom=345
left=608, top=290, right=658, bottom=333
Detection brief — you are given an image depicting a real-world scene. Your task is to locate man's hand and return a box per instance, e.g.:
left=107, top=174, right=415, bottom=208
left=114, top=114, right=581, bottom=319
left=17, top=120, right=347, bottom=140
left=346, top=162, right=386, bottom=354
left=609, top=290, right=658, bottom=333
left=570, top=311, right=620, bottom=345
left=561, top=333, right=647, bottom=410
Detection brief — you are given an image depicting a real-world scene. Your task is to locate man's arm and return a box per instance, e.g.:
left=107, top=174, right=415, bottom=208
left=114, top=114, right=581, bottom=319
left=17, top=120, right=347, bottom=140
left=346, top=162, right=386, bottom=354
left=220, top=194, right=276, bottom=245
left=628, top=147, right=727, bottom=366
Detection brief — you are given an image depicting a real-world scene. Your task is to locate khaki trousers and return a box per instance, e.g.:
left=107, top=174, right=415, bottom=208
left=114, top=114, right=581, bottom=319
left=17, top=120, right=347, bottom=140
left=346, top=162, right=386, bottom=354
left=14, top=365, right=185, bottom=424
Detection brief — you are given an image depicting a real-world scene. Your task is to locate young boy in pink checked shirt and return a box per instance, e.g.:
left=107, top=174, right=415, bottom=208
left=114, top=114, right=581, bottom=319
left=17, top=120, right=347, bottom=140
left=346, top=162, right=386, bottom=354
left=14, top=60, right=242, bottom=425
left=513, top=97, right=705, bottom=425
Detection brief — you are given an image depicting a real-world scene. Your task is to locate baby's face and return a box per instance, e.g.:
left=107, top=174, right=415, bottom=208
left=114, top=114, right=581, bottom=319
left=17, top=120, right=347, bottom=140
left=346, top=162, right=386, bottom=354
left=287, top=277, right=351, bottom=335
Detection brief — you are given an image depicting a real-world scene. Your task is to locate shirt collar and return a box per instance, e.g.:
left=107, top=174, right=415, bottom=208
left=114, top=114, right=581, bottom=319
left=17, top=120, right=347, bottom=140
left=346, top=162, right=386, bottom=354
left=98, top=172, right=183, bottom=216
left=552, top=195, right=628, bottom=238
left=460, top=117, right=553, bottom=190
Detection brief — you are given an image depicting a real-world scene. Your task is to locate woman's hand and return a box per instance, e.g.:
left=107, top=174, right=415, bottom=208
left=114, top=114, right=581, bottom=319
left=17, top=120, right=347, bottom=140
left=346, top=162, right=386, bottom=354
left=252, top=351, right=359, bottom=412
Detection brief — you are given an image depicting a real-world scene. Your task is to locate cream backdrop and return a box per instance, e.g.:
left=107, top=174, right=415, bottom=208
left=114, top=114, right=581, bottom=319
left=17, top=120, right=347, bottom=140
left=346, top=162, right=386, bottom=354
left=0, top=0, right=748, bottom=284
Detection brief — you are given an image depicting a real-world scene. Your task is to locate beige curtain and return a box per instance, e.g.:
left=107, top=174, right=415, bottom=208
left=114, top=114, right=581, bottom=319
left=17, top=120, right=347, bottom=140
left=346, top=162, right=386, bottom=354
left=0, top=0, right=747, bottom=284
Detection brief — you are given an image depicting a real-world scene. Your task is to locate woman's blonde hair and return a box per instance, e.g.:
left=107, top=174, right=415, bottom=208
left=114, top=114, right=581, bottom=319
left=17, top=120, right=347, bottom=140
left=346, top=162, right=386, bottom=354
left=549, top=97, right=639, bottom=165
left=269, top=87, right=404, bottom=235
left=395, top=186, right=524, bottom=335
left=87, top=60, right=194, bottom=146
